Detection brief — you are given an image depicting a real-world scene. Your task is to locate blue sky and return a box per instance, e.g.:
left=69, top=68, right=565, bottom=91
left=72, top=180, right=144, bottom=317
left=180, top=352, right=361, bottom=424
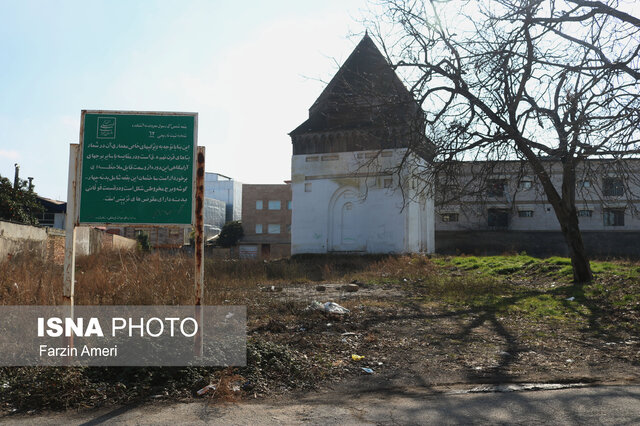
left=0, top=0, right=370, bottom=200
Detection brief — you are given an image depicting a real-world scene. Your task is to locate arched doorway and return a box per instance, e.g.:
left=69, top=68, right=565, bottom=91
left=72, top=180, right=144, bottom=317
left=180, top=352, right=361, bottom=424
left=328, top=187, right=365, bottom=252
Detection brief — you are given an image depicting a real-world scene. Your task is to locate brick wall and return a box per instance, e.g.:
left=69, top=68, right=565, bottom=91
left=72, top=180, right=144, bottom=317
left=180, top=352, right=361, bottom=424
left=241, top=184, right=291, bottom=258
left=46, top=230, right=66, bottom=264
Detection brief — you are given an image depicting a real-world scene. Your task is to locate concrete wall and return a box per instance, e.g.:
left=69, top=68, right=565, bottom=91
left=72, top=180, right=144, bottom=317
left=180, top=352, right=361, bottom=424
left=291, top=148, right=434, bottom=255
left=115, top=226, right=186, bottom=249
left=0, top=220, right=48, bottom=260
left=76, top=227, right=137, bottom=255
left=436, top=230, right=640, bottom=258
left=75, top=227, right=103, bottom=256
left=111, top=234, right=137, bottom=250
left=1, top=221, right=135, bottom=263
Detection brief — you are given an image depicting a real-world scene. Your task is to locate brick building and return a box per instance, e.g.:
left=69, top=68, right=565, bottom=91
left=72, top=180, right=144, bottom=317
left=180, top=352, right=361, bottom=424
left=239, top=183, right=292, bottom=259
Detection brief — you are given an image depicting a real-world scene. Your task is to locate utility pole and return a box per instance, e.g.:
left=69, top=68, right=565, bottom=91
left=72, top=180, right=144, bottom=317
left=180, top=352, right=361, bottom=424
left=13, top=164, right=19, bottom=189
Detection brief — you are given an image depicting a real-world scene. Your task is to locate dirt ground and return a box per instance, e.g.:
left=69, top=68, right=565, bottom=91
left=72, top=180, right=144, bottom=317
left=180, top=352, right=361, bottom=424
left=1, top=254, right=639, bottom=414
left=243, top=280, right=639, bottom=395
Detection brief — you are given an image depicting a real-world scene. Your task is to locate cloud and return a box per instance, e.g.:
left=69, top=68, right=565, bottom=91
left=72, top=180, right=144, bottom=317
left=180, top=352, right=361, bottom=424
left=0, top=150, right=19, bottom=160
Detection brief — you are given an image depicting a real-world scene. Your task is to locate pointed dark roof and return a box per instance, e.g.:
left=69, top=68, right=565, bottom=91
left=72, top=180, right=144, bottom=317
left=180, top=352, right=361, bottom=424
left=290, top=34, right=418, bottom=136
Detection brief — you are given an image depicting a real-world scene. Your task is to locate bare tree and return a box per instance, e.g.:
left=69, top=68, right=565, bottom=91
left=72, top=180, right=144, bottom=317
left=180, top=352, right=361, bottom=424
left=365, top=0, right=640, bottom=283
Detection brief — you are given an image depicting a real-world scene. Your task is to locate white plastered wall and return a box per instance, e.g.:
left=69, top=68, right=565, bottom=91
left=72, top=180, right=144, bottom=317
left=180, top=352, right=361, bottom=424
left=291, top=148, right=434, bottom=255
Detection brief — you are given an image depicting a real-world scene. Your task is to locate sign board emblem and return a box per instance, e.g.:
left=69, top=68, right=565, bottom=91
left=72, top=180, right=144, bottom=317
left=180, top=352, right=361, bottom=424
left=96, top=117, right=117, bottom=139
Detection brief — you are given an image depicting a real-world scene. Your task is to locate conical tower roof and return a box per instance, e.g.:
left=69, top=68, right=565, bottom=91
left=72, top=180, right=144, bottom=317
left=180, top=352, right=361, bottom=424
left=290, top=34, right=418, bottom=136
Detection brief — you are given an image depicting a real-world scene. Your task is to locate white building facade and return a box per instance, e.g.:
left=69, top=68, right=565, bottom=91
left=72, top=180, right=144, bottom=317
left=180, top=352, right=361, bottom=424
left=291, top=149, right=433, bottom=254
left=289, top=34, right=434, bottom=255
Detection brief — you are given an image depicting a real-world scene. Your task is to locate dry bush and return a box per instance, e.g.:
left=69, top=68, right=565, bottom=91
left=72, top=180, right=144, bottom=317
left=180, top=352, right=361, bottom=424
left=74, top=250, right=193, bottom=305
left=0, top=253, right=62, bottom=305
left=348, top=254, right=438, bottom=284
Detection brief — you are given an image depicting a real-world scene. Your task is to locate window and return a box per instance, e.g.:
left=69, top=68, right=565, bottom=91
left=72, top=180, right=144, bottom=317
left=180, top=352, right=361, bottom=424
left=38, top=212, right=55, bottom=226
left=255, top=224, right=263, bottom=234
left=286, top=224, right=291, bottom=233
left=287, top=201, right=292, bottom=210
left=256, top=200, right=263, bottom=210
left=441, top=213, right=459, bottom=222
left=578, top=180, right=592, bottom=189
left=603, top=208, right=624, bottom=226
left=578, top=210, right=592, bottom=217
left=268, top=200, right=281, bottom=210
left=518, top=210, right=534, bottom=218
left=488, top=208, right=509, bottom=227
left=487, top=180, right=507, bottom=197
left=383, top=178, right=393, bottom=188
left=603, top=177, right=623, bottom=196
left=518, top=180, right=533, bottom=191
left=267, top=224, right=280, bottom=234
left=356, top=152, right=378, bottom=160
left=304, top=183, right=312, bottom=192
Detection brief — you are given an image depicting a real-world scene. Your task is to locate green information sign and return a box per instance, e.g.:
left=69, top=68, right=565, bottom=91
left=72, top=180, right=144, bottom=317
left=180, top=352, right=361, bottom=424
left=79, top=111, right=197, bottom=225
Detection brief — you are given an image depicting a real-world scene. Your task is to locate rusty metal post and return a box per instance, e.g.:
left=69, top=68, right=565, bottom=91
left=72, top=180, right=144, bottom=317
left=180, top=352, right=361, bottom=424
left=63, top=144, right=80, bottom=306
left=194, top=146, right=205, bottom=356
left=63, top=144, right=80, bottom=358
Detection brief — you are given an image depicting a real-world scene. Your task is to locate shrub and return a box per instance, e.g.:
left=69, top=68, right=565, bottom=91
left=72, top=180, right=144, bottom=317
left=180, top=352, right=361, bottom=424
left=217, top=221, right=244, bottom=248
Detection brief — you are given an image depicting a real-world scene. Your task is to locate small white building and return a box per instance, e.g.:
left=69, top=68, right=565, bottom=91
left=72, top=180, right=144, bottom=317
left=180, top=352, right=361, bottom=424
left=289, top=34, right=434, bottom=255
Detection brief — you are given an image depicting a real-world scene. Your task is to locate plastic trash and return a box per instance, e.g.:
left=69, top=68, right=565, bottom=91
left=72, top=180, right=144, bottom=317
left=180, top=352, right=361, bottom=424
left=324, top=302, right=350, bottom=315
left=306, top=301, right=350, bottom=315
left=351, top=354, right=364, bottom=361
left=566, top=296, right=575, bottom=301
left=196, top=384, right=216, bottom=396
left=361, top=367, right=374, bottom=374
left=306, top=301, right=325, bottom=311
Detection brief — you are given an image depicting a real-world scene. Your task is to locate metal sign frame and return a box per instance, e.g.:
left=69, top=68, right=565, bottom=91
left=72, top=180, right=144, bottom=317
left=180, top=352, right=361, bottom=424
left=63, top=110, right=206, bottom=356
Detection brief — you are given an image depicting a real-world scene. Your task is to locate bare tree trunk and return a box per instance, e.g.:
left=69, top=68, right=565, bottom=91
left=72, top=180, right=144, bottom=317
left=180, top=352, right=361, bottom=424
left=559, top=211, right=593, bottom=284
left=525, top=154, right=593, bottom=284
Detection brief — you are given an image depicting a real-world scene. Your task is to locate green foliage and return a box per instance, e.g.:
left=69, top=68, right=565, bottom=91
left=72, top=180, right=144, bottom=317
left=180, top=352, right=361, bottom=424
left=217, top=220, right=244, bottom=248
left=0, top=175, right=43, bottom=225
left=136, top=231, right=151, bottom=252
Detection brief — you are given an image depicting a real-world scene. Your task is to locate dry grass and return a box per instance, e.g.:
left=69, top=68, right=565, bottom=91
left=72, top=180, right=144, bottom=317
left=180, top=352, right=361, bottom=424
left=0, top=251, right=434, bottom=306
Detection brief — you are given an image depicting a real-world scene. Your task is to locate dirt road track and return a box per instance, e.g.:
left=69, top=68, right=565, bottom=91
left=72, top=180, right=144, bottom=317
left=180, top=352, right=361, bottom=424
left=3, top=385, right=640, bottom=425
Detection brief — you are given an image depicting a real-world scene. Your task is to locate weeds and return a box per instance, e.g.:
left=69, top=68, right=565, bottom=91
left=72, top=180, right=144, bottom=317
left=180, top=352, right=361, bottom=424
left=0, top=251, right=638, bottom=412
